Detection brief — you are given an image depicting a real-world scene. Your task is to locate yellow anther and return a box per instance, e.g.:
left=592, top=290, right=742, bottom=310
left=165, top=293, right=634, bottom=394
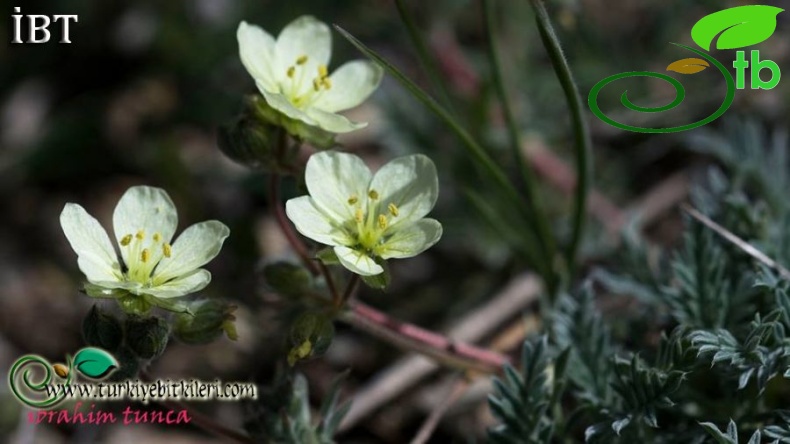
left=368, top=190, right=379, bottom=200
left=321, top=77, right=332, bottom=89
left=141, top=249, right=150, bottom=263
left=348, top=195, right=359, bottom=205
left=355, top=208, right=364, bottom=223
left=388, top=203, right=399, bottom=217
left=378, top=214, right=388, bottom=229
left=296, top=55, right=308, bottom=65
left=153, top=232, right=162, bottom=243
left=317, top=64, right=328, bottom=78
left=287, top=66, right=296, bottom=78
left=163, top=243, right=172, bottom=258
left=313, top=78, right=322, bottom=91
left=120, top=234, right=133, bottom=246
left=135, top=230, right=145, bottom=240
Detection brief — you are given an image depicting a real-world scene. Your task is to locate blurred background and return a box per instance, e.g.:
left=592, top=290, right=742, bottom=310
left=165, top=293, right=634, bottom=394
left=2, top=0, right=790, bottom=442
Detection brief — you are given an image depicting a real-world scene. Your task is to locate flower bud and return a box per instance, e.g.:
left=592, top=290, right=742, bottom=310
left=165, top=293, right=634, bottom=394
left=263, top=261, right=313, bottom=297
left=124, top=315, right=170, bottom=360
left=217, top=97, right=280, bottom=171
left=248, top=94, right=337, bottom=150
left=173, top=299, right=238, bottom=345
left=82, top=305, right=123, bottom=351
left=287, top=312, right=334, bottom=366
left=107, top=347, right=140, bottom=382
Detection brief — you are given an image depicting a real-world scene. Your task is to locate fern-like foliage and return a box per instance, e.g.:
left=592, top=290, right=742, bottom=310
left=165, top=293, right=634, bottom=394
left=700, top=419, right=771, bottom=444
left=487, top=335, right=569, bottom=444
left=245, top=370, right=350, bottom=444
left=552, top=285, right=614, bottom=406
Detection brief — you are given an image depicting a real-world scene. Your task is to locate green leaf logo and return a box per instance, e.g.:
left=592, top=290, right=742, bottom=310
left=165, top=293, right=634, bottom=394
left=73, top=347, right=118, bottom=379
left=691, top=6, right=783, bottom=51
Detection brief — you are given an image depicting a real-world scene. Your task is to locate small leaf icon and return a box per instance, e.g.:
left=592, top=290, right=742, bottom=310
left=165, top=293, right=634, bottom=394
left=73, top=347, right=118, bottom=379
left=52, top=363, right=70, bottom=378
left=691, top=6, right=783, bottom=51
left=666, top=58, right=710, bottom=74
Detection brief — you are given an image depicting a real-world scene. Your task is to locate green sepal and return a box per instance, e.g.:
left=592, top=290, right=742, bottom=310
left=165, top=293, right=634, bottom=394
left=263, top=261, right=313, bottom=296
left=82, top=305, right=123, bottom=352
left=361, top=260, right=391, bottom=290
left=173, top=299, right=238, bottom=345
left=124, top=315, right=170, bottom=360
left=106, top=347, right=141, bottom=382
left=250, top=95, right=337, bottom=150
left=316, top=247, right=340, bottom=265
left=288, top=312, right=335, bottom=366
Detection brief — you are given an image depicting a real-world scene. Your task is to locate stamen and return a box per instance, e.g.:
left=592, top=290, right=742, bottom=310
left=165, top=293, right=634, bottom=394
left=321, top=77, right=332, bottom=89
left=135, top=230, right=145, bottom=240
left=312, top=78, right=321, bottom=92
left=378, top=215, right=388, bottom=229
left=317, top=64, right=328, bottom=78
left=296, top=55, right=308, bottom=65
left=368, top=190, right=379, bottom=200
left=120, top=234, right=133, bottom=246
left=153, top=232, right=162, bottom=243
left=287, top=66, right=296, bottom=78
left=163, top=243, right=172, bottom=258
left=141, top=249, right=150, bottom=263
left=388, top=203, right=399, bottom=217
left=355, top=209, right=364, bottom=223
left=348, top=195, right=359, bottom=205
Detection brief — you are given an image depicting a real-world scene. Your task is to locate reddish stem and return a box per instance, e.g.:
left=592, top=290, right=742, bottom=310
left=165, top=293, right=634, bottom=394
left=269, top=174, right=510, bottom=373
left=269, top=173, right=320, bottom=275
left=345, top=301, right=511, bottom=373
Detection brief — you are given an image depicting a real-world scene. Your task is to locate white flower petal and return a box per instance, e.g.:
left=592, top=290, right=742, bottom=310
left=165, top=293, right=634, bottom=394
left=313, top=61, right=383, bottom=112
left=60, top=203, right=123, bottom=283
left=378, top=218, right=442, bottom=259
left=275, top=16, right=331, bottom=81
left=146, top=269, right=211, bottom=299
left=334, top=246, right=383, bottom=276
left=153, top=220, right=230, bottom=283
left=305, top=151, right=372, bottom=223
left=237, top=21, right=278, bottom=92
left=370, top=154, right=438, bottom=228
left=260, top=88, right=318, bottom=125
left=112, top=186, right=178, bottom=266
left=305, top=107, right=367, bottom=133
left=285, top=196, right=351, bottom=246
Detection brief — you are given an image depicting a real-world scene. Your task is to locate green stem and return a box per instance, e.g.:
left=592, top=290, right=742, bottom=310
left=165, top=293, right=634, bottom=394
left=528, top=0, right=592, bottom=280
left=338, top=274, right=360, bottom=308
left=335, top=25, right=552, bottom=285
left=394, top=0, right=456, bottom=112
left=483, top=0, right=556, bottom=290
left=269, top=173, right=320, bottom=275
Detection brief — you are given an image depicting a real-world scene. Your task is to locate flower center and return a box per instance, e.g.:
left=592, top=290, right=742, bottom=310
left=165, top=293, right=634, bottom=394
left=281, top=55, right=332, bottom=109
left=119, top=230, right=172, bottom=285
left=347, top=189, right=399, bottom=251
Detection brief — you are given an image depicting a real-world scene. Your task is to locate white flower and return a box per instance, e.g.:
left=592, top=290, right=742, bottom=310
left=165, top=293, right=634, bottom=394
left=237, top=16, right=383, bottom=134
left=286, top=151, right=442, bottom=276
left=60, top=186, right=230, bottom=311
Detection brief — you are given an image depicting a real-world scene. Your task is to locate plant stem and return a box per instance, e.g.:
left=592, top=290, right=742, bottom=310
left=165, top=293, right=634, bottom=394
left=269, top=173, right=319, bottom=275
left=340, top=301, right=510, bottom=374
left=394, top=0, right=456, bottom=112
left=483, top=0, right=557, bottom=292
left=338, top=274, right=360, bottom=308
left=269, top=172, right=509, bottom=373
left=528, top=0, right=592, bottom=279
